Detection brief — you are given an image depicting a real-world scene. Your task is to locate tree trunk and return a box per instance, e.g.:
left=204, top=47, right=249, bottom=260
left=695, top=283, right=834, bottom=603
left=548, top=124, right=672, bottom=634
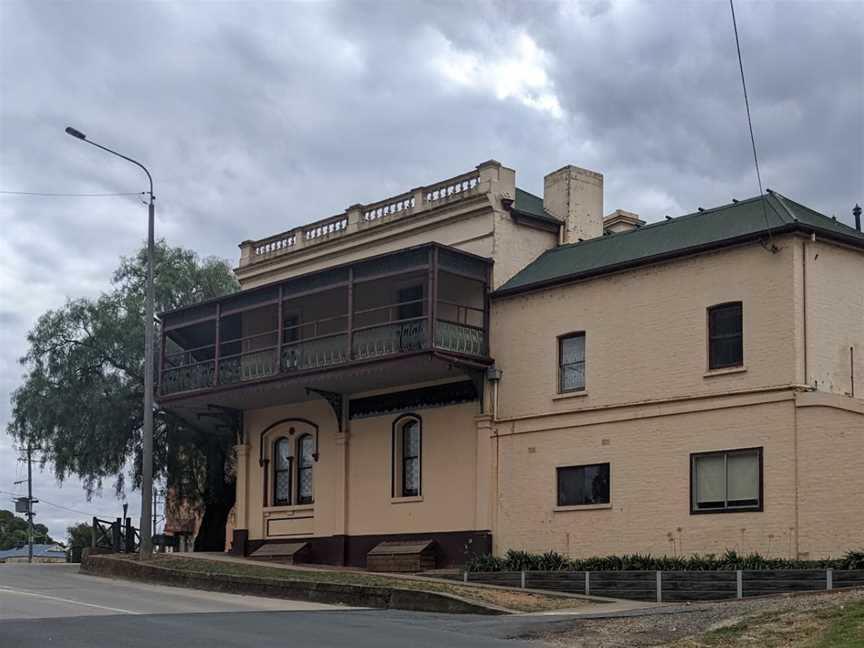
left=194, top=438, right=235, bottom=552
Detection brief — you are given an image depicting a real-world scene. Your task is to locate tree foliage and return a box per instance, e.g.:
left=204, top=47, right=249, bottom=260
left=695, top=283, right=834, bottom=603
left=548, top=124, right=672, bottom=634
left=8, top=241, right=240, bottom=549
left=66, top=522, right=93, bottom=549
left=0, top=510, right=55, bottom=550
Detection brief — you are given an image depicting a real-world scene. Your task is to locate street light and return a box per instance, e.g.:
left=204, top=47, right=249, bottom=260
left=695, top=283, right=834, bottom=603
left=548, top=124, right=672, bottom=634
left=65, top=125, right=156, bottom=557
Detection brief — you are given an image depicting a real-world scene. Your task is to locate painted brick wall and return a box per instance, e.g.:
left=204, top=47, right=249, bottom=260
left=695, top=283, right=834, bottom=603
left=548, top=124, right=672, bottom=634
left=491, top=238, right=799, bottom=419
left=796, top=398, right=864, bottom=559
left=495, top=400, right=802, bottom=558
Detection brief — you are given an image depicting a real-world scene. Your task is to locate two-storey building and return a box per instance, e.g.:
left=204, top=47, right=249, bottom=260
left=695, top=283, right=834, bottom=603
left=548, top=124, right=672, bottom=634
left=159, top=161, right=863, bottom=566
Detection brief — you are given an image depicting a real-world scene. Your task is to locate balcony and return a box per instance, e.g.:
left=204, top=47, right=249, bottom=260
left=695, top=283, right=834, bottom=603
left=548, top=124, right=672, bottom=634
left=159, top=244, right=491, bottom=408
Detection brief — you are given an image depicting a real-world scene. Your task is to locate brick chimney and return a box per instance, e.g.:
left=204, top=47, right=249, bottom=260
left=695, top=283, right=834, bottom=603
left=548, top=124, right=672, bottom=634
left=543, top=165, right=604, bottom=244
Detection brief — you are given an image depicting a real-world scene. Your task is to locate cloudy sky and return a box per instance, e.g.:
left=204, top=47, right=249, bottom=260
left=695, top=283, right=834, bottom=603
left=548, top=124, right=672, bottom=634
left=1, top=0, right=862, bottom=542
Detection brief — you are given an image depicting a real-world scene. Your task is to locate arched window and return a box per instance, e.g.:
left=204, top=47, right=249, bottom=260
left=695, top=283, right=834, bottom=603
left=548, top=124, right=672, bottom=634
left=273, top=437, right=293, bottom=505
left=297, top=434, right=314, bottom=505
left=393, top=416, right=421, bottom=497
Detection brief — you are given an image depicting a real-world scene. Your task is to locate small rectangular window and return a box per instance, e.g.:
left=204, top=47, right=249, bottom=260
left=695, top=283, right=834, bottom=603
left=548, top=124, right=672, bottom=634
left=559, top=333, right=586, bottom=392
left=708, top=302, right=743, bottom=369
left=557, top=463, right=610, bottom=506
left=691, top=447, right=762, bottom=513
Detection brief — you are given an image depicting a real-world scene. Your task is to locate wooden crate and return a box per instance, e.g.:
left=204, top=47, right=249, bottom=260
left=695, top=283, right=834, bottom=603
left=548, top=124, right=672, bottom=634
left=248, top=541, right=311, bottom=565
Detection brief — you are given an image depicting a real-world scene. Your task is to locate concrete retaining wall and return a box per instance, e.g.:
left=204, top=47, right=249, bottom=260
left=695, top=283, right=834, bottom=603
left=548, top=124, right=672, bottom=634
left=80, top=555, right=506, bottom=614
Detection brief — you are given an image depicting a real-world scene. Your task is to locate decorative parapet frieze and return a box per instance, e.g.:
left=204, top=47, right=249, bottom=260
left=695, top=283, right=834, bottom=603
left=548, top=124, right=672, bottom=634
left=238, top=162, right=499, bottom=268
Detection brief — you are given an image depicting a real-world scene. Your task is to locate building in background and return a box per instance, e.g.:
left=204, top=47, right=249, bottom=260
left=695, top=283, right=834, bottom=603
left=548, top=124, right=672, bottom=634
left=159, top=160, right=863, bottom=566
left=0, top=544, right=67, bottom=564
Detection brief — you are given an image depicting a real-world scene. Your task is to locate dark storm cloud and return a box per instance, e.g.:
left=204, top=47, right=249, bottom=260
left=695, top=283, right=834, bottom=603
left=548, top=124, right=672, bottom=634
left=1, top=0, right=861, bottom=539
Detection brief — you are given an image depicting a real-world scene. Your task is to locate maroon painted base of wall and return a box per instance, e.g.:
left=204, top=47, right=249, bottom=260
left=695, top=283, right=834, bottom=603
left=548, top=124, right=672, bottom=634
left=230, top=529, right=249, bottom=557
left=242, top=529, right=491, bottom=568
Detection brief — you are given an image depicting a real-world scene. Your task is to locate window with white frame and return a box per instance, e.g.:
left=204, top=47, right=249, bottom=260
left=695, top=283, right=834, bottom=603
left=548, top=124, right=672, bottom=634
left=691, top=447, right=762, bottom=513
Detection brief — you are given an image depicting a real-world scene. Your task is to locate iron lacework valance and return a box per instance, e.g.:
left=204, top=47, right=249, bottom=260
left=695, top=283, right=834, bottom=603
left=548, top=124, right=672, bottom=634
left=349, top=380, right=477, bottom=419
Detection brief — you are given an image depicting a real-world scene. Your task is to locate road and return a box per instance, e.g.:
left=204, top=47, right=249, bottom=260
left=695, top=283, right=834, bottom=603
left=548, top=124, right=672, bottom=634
left=0, top=563, right=550, bottom=647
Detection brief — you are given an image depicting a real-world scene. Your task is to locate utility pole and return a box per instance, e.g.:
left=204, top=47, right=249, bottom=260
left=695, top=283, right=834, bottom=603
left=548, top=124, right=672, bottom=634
left=152, top=487, right=158, bottom=538
left=14, top=446, right=39, bottom=564
left=26, top=446, right=34, bottom=563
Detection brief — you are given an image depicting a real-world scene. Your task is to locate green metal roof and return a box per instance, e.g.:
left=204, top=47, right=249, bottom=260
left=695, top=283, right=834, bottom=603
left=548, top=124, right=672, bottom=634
left=513, top=187, right=560, bottom=225
left=496, top=191, right=864, bottom=297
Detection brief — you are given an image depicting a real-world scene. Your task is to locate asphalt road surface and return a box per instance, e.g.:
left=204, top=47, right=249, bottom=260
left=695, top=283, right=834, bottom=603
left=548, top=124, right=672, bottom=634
left=0, top=563, right=549, bottom=647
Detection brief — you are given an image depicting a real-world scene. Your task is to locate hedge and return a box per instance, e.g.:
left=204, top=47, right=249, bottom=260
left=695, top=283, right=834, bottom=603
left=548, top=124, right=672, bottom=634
left=465, top=549, right=864, bottom=572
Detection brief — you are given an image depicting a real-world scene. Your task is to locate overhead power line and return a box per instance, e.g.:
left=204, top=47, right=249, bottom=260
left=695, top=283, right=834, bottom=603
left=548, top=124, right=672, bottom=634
left=729, top=0, right=776, bottom=251
left=0, top=489, right=98, bottom=518
left=0, top=190, right=146, bottom=197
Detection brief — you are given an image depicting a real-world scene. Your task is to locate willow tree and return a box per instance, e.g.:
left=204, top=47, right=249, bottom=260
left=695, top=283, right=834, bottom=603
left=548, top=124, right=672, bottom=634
left=8, top=241, right=240, bottom=550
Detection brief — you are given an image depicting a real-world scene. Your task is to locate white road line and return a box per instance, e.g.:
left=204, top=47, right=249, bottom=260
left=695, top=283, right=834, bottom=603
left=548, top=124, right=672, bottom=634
left=0, top=586, right=140, bottom=615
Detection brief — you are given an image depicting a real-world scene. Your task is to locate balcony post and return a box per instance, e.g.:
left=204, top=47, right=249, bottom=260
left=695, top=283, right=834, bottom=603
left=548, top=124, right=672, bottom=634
left=158, top=325, right=166, bottom=397
left=277, top=285, right=284, bottom=371
left=429, top=247, right=438, bottom=350
left=484, top=261, right=492, bottom=355
left=213, top=303, right=221, bottom=386
left=347, top=267, right=354, bottom=360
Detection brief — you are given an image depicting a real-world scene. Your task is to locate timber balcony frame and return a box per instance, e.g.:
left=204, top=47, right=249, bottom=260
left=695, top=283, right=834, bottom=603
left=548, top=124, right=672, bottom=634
left=158, top=243, right=492, bottom=400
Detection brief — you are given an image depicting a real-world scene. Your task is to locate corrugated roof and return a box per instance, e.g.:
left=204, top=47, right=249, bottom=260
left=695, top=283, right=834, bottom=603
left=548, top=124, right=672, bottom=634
left=496, top=191, right=864, bottom=296
left=0, top=544, right=66, bottom=559
left=512, top=188, right=561, bottom=225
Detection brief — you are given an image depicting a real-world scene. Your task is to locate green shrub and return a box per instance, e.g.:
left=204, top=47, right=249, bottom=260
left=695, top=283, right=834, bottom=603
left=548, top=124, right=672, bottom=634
left=464, top=548, right=864, bottom=572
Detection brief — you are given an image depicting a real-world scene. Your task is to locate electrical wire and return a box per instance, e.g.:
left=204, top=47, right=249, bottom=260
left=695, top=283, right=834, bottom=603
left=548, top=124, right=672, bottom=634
left=0, top=190, right=145, bottom=197
left=729, top=0, right=777, bottom=251
left=0, top=488, right=100, bottom=518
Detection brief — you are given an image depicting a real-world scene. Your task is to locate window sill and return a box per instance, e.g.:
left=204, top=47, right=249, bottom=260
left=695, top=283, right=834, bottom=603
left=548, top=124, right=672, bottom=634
left=552, top=390, right=588, bottom=401
left=263, top=504, right=315, bottom=515
left=691, top=506, right=762, bottom=515
left=553, top=502, right=612, bottom=512
left=391, top=496, right=424, bottom=504
left=703, top=366, right=747, bottom=378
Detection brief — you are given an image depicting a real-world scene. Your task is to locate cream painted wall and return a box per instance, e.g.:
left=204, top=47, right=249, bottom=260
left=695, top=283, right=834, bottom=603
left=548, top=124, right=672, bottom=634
left=492, top=210, right=558, bottom=288
left=800, top=239, right=864, bottom=396
left=495, top=399, right=802, bottom=558
left=241, top=398, right=484, bottom=542
left=347, top=402, right=483, bottom=536
left=244, top=400, right=338, bottom=541
left=491, top=238, right=800, bottom=420
left=795, top=395, right=864, bottom=559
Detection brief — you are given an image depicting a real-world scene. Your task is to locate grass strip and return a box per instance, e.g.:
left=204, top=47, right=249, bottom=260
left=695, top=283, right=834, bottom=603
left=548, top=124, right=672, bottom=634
left=124, top=554, right=585, bottom=613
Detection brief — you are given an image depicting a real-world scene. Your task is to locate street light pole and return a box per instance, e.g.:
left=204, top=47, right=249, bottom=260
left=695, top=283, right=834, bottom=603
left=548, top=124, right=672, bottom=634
left=65, top=126, right=155, bottom=557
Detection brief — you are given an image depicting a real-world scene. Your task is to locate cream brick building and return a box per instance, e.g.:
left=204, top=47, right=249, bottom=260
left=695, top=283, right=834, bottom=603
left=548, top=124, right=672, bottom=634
left=159, top=161, right=864, bottom=566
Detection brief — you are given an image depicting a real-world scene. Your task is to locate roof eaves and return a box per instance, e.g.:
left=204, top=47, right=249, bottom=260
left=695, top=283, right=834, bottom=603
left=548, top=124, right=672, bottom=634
left=494, top=215, right=864, bottom=299
left=509, top=207, right=561, bottom=232
left=492, top=222, right=802, bottom=299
